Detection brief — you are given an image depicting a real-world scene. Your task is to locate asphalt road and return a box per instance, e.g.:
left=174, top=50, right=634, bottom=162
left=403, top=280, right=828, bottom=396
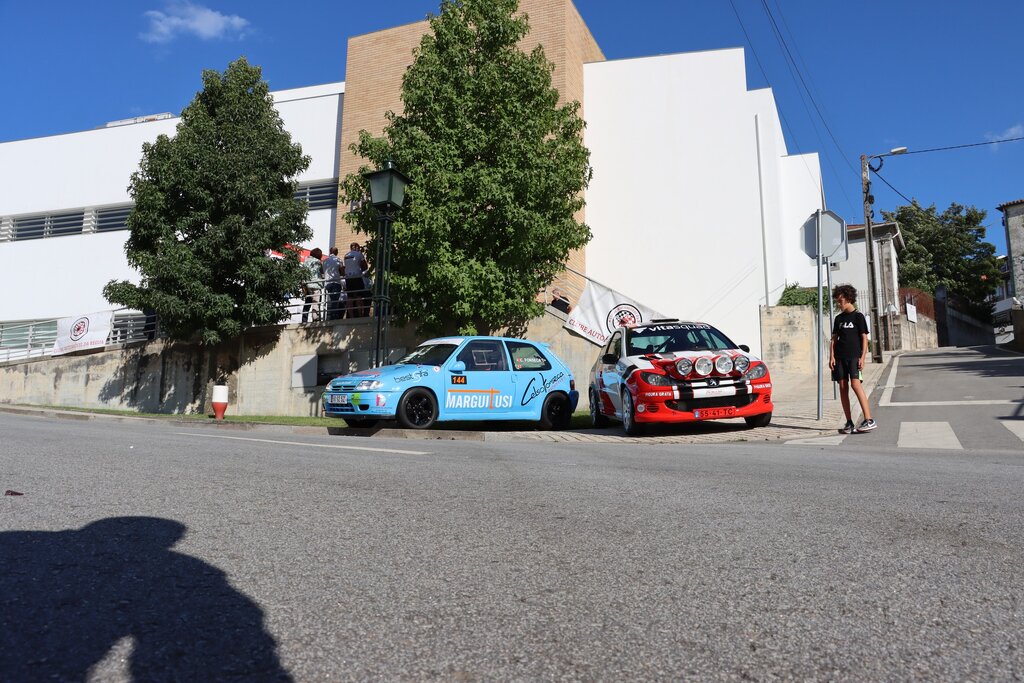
left=2, top=410, right=1022, bottom=681
left=815, top=345, right=1024, bottom=451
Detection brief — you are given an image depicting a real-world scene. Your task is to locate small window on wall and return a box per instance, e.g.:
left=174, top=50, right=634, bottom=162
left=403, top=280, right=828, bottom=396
left=505, top=341, right=551, bottom=371
left=12, top=215, right=46, bottom=240
left=47, top=211, right=84, bottom=237
left=96, top=205, right=133, bottom=232
left=11, top=212, right=84, bottom=240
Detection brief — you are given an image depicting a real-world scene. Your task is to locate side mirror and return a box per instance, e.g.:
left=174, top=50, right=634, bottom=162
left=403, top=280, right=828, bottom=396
left=601, top=353, right=617, bottom=365
left=450, top=360, right=466, bottom=373
left=738, top=345, right=750, bottom=353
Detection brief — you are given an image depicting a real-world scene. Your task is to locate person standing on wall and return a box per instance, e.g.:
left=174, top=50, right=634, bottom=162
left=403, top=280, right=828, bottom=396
left=343, top=242, right=370, bottom=318
left=323, top=246, right=344, bottom=321
left=829, top=283, right=878, bottom=434
left=301, top=248, right=324, bottom=323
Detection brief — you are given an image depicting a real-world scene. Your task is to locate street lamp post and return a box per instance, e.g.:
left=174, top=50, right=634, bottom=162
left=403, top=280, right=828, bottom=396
left=363, top=160, right=411, bottom=368
left=860, top=146, right=906, bottom=364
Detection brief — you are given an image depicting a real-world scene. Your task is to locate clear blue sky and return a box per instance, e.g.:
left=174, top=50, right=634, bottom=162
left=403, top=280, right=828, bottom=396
left=2, top=0, right=1021, bottom=254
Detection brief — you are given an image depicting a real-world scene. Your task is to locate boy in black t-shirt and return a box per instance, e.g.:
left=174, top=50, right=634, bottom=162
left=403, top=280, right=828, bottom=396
left=829, top=284, right=877, bottom=433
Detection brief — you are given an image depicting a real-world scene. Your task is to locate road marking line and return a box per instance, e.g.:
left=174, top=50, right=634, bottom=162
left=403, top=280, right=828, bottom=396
left=884, top=399, right=1019, bottom=407
left=897, top=422, right=962, bottom=450
left=786, top=435, right=848, bottom=445
left=879, top=356, right=900, bottom=406
left=879, top=355, right=1022, bottom=407
left=174, top=432, right=431, bottom=455
left=1000, top=420, right=1024, bottom=443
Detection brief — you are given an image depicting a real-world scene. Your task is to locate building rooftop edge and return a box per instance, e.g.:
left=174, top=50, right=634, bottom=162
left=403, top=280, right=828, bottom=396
left=0, top=81, right=346, bottom=146
left=997, top=198, right=1024, bottom=210
left=583, top=45, right=745, bottom=67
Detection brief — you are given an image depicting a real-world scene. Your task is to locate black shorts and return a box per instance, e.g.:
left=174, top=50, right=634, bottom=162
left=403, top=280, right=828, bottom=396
left=832, top=357, right=863, bottom=382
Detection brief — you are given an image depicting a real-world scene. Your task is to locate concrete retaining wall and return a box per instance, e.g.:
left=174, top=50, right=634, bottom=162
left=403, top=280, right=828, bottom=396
left=0, top=310, right=604, bottom=416
left=759, top=305, right=821, bottom=378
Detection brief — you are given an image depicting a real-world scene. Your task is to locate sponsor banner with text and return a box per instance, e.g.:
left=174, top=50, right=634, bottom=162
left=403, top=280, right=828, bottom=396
left=52, top=311, right=113, bottom=356
left=564, top=282, right=666, bottom=346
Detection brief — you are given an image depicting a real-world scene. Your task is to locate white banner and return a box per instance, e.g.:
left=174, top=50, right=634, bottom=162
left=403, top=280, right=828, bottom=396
left=52, top=311, right=113, bottom=356
left=564, top=282, right=667, bottom=346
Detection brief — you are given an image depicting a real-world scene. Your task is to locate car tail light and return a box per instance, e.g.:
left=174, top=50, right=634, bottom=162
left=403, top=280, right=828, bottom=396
left=570, top=379, right=576, bottom=391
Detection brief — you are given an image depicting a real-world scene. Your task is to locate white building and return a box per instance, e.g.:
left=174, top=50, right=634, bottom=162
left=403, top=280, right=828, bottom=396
left=0, top=3, right=828, bottom=359
left=0, top=83, right=344, bottom=325
left=584, top=48, right=823, bottom=353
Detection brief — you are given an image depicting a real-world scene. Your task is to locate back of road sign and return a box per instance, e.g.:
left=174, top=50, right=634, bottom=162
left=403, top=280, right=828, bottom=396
left=801, top=209, right=848, bottom=263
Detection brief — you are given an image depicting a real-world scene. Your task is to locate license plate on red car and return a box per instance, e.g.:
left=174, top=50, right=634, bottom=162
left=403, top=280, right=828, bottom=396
left=695, top=407, right=735, bottom=420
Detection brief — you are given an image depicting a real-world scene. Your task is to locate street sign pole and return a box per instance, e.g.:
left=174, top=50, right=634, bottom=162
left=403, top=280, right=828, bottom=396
left=816, top=210, right=823, bottom=421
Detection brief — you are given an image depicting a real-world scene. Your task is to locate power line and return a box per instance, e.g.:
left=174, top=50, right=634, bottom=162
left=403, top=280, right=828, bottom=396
left=903, top=135, right=1024, bottom=155
left=759, top=0, right=859, bottom=178
left=869, top=135, right=1024, bottom=207
left=873, top=170, right=913, bottom=205
left=727, top=0, right=824, bottom=199
left=746, top=0, right=857, bottom=211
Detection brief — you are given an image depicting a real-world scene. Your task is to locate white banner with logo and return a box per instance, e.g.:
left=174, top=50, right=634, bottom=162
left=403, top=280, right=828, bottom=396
left=52, top=311, right=114, bottom=356
left=564, top=282, right=667, bottom=346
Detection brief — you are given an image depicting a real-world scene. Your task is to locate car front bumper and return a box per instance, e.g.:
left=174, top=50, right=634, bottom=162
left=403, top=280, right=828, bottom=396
left=322, top=391, right=397, bottom=419
left=631, top=385, right=773, bottom=423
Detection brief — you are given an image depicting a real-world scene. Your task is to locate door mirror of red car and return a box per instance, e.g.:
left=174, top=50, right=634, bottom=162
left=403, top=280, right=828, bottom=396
left=738, top=345, right=750, bottom=353
left=601, top=353, right=617, bottom=365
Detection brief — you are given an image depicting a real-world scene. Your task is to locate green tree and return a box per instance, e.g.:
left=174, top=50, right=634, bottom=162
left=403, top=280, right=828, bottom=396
left=884, top=201, right=1001, bottom=320
left=104, top=57, right=311, bottom=345
left=341, top=0, right=592, bottom=336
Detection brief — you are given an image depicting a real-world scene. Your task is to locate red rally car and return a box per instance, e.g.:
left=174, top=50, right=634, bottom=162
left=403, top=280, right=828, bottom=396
left=589, top=319, right=774, bottom=436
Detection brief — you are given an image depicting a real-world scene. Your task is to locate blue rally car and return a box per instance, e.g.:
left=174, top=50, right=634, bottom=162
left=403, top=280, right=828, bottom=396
left=322, top=336, right=579, bottom=430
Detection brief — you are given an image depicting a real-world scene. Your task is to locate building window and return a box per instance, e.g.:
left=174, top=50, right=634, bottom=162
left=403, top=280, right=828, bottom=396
left=47, top=211, right=85, bottom=237
left=12, top=215, right=46, bottom=240
left=11, top=211, right=84, bottom=240
left=294, top=180, right=339, bottom=211
left=96, top=205, right=133, bottom=232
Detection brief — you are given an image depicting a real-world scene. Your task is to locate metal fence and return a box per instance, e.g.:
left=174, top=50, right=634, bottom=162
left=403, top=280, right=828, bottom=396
left=0, top=267, right=596, bottom=363
left=0, top=310, right=158, bottom=363
left=283, top=277, right=375, bottom=324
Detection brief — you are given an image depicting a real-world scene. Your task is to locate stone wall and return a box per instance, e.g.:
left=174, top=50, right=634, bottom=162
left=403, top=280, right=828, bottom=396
left=759, top=305, right=821, bottom=378
left=1012, top=309, right=1024, bottom=352
left=0, top=311, right=603, bottom=416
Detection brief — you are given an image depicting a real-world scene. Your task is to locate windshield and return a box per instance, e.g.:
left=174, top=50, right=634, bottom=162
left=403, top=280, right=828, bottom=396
left=626, top=323, right=737, bottom=355
left=397, top=343, right=458, bottom=366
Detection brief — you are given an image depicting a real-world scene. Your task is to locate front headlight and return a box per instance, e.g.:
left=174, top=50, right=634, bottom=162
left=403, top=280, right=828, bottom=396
left=714, top=355, right=734, bottom=374
left=743, top=363, right=768, bottom=380
left=675, top=358, right=693, bottom=376
left=639, top=371, right=673, bottom=386
left=733, top=355, right=750, bottom=373
left=694, top=357, right=713, bottom=376
left=356, top=380, right=383, bottom=390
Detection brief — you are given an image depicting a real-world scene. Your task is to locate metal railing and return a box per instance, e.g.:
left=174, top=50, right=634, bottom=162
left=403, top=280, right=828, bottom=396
left=283, top=277, right=376, bottom=324
left=0, top=310, right=158, bottom=363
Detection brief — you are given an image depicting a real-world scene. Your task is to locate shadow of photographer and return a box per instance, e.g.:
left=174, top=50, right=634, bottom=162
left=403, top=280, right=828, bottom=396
left=0, top=516, right=291, bottom=681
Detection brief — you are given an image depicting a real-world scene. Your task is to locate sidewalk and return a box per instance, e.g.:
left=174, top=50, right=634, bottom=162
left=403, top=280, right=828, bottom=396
left=0, top=355, right=893, bottom=445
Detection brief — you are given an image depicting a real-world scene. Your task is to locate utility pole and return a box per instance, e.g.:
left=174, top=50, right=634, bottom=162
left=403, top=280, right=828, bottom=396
left=861, top=154, right=884, bottom=363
